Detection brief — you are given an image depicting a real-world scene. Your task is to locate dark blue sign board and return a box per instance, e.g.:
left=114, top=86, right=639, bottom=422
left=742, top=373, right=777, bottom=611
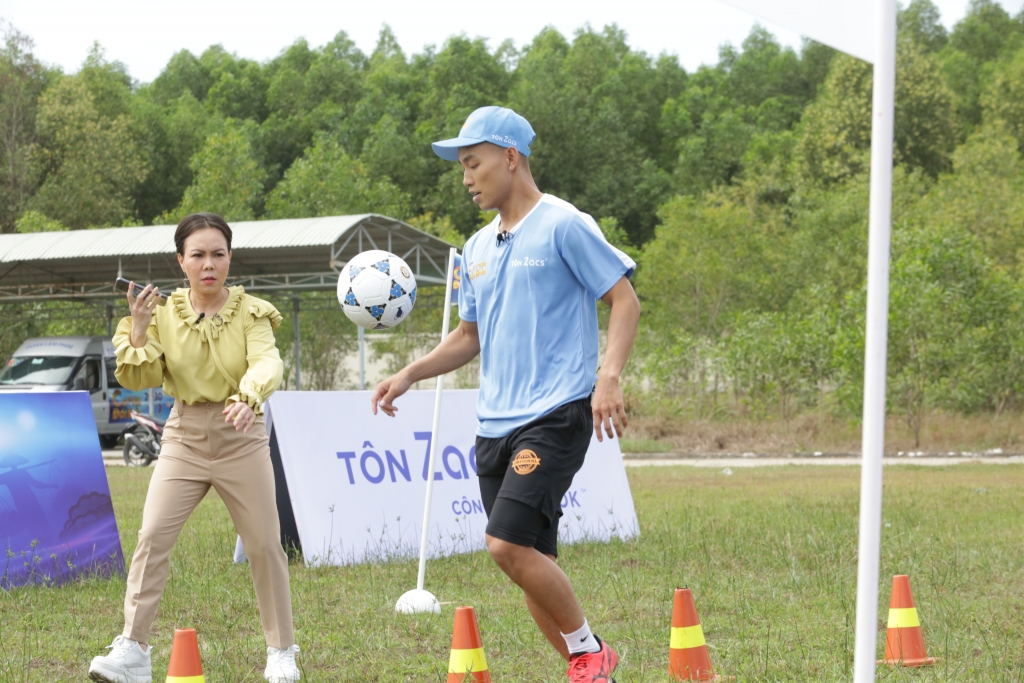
left=0, top=392, right=124, bottom=588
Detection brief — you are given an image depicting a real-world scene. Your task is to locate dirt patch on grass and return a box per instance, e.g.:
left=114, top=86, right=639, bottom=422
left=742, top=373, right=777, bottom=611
left=623, top=409, right=1024, bottom=454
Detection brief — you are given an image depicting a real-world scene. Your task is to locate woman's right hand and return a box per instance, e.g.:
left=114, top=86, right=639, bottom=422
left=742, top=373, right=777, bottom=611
left=127, top=281, right=160, bottom=348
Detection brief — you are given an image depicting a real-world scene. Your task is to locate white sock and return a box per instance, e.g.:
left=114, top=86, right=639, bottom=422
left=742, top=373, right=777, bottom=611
left=561, top=619, right=601, bottom=655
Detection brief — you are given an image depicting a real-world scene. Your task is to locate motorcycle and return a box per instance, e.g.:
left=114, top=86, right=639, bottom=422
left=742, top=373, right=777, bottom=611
left=121, top=410, right=165, bottom=467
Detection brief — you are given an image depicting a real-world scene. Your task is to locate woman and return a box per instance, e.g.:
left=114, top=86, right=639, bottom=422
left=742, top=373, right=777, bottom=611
left=89, top=213, right=300, bottom=683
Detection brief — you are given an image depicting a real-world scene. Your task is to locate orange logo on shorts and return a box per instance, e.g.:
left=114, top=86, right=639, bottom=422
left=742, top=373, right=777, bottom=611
left=512, top=449, right=540, bottom=474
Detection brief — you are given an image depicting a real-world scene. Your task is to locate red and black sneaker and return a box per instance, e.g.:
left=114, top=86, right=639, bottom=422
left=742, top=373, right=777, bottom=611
left=567, top=636, right=618, bottom=683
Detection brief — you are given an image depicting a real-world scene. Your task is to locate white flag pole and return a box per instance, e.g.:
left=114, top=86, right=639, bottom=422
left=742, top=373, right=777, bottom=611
left=396, top=246, right=458, bottom=614
left=852, top=0, right=896, bottom=680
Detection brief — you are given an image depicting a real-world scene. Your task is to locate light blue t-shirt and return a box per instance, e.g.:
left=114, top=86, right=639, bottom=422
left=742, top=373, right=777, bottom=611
left=458, top=194, right=636, bottom=438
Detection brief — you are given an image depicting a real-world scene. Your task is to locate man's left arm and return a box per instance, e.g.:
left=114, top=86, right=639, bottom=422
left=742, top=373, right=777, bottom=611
left=594, top=276, right=641, bottom=442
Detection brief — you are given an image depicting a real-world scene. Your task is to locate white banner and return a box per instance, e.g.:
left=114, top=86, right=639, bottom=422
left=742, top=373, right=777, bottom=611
left=265, top=390, right=639, bottom=567
left=718, top=0, right=874, bottom=63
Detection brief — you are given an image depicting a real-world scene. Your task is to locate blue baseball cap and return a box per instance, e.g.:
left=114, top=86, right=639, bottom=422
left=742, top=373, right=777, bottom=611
left=431, top=106, right=536, bottom=162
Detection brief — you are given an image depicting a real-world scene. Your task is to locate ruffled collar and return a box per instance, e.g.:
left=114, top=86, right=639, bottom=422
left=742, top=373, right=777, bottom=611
left=171, top=286, right=245, bottom=341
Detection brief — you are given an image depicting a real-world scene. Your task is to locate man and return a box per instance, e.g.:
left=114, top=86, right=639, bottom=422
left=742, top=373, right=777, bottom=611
left=371, top=106, right=640, bottom=682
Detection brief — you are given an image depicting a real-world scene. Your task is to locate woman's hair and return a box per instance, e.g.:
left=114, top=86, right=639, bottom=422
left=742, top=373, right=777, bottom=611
left=174, top=213, right=232, bottom=255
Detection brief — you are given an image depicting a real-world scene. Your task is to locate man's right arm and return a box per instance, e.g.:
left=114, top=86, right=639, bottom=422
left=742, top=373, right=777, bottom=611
left=371, top=319, right=480, bottom=416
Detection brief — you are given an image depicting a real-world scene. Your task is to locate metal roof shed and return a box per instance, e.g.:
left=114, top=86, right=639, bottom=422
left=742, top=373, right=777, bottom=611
left=0, top=214, right=452, bottom=299
left=0, top=214, right=457, bottom=389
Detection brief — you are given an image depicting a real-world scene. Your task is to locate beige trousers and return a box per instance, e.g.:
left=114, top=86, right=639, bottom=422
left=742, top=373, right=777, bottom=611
left=122, top=400, right=295, bottom=648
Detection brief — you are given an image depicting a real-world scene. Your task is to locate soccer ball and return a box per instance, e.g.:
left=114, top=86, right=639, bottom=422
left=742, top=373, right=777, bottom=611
left=337, top=250, right=418, bottom=330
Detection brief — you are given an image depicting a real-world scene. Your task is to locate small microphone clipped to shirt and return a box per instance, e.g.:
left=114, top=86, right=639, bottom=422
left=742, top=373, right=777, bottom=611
left=496, top=230, right=514, bottom=247
left=196, top=312, right=205, bottom=322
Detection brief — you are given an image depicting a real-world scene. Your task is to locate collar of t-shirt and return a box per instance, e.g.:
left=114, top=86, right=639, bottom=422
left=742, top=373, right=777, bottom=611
left=492, top=194, right=546, bottom=236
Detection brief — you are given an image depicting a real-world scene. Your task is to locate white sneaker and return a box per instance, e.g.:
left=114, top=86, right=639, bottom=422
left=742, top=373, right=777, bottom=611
left=88, top=635, right=153, bottom=683
left=264, top=644, right=301, bottom=682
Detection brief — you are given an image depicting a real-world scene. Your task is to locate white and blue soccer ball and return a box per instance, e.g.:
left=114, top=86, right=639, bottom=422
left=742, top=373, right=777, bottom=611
left=337, top=250, right=418, bottom=330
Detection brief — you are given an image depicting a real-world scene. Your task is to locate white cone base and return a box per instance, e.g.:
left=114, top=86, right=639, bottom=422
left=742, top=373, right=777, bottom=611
left=395, top=589, right=441, bottom=614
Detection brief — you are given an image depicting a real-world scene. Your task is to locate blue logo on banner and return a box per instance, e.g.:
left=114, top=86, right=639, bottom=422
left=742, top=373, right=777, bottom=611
left=336, top=434, right=476, bottom=485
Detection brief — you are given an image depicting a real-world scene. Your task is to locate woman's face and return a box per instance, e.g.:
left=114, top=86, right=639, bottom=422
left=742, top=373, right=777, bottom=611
left=178, top=227, right=232, bottom=297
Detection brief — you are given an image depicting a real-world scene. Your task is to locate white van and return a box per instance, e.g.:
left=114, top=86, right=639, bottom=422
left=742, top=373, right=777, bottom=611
left=0, top=336, right=172, bottom=448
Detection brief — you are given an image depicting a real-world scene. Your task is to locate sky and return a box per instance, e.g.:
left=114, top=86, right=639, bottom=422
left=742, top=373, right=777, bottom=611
left=2, top=0, right=1023, bottom=84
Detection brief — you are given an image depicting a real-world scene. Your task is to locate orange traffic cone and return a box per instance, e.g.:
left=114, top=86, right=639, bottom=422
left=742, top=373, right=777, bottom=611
left=448, top=606, right=491, bottom=683
left=669, top=588, right=718, bottom=681
left=878, top=575, right=936, bottom=667
left=166, top=628, right=205, bottom=682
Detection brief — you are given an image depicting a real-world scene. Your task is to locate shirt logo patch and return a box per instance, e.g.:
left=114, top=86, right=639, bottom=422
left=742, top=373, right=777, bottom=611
left=467, top=261, right=487, bottom=281
left=511, top=449, right=540, bottom=474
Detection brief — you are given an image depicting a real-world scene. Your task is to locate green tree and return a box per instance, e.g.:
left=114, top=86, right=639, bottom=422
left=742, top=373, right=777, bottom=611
left=264, top=132, right=410, bottom=219
left=14, top=209, right=64, bottom=232
left=899, top=0, right=949, bottom=52
left=667, top=29, right=831, bottom=200
left=164, top=120, right=265, bottom=222
left=300, top=30, right=366, bottom=123
left=508, top=26, right=682, bottom=244
left=895, top=39, right=958, bottom=176
left=980, top=45, right=1024, bottom=151
left=946, top=0, right=1021, bottom=64
left=148, top=49, right=214, bottom=105
left=76, top=43, right=133, bottom=121
left=883, top=227, right=955, bottom=445
left=797, top=41, right=955, bottom=185
left=133, top=91, right=219, bottom=223
left=635, top=191, right=775, bottom=339
left=939, top=0, right=1023, bottom=134
left=783, top=166, right=932, bottom=310
left=406, top=212, right=464, bottom=248
left=29, top=76, right=147, bottom=228
left=0, top=23, right=49, bottom=232
left=204, top=48, right=268, bottom=122
left=918, top=122, right=1024, bottom=267
left=257, top=38, right=324, bottom=190
left=832, top=220, right=1008, bottom=442
left=720, top=26, right=809, bottom=118
left=725, top=310, right=834, bottom=422
left=359, top=112, right=431, bottom=201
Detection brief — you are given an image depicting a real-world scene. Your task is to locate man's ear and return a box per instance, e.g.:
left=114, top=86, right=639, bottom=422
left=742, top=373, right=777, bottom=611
left=506, top=146, right=519, bottom=171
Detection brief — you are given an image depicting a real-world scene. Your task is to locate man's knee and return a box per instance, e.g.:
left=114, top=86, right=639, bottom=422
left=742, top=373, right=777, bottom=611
left=486, top=535, right=529, bottom=574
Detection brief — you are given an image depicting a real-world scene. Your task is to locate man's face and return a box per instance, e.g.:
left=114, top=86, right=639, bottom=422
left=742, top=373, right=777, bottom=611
left=459, top=143, right=512, bottom=211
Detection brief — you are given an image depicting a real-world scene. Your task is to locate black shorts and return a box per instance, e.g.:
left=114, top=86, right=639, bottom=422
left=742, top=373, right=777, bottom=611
left=476, top=397, right=592, bottom=557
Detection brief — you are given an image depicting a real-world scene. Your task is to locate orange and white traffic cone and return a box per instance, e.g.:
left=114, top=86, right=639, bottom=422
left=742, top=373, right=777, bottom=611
left=166, top=628, right=205, bottom=682
left=448, top=606, right=491, bottom=683
left=669, top=588, right=718, bottom=681
left=878, top=575, right=936, bottom=667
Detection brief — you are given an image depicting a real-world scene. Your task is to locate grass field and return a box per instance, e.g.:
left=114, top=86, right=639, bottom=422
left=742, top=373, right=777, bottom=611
left=2, top=464, right=1023, bottom=682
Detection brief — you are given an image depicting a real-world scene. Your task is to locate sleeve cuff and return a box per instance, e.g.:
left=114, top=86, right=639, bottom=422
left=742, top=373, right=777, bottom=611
left=227, top=392, right=264, bottom=416
left=115, top=336, right=164, bottom=365
left=594, top=266, right=630, bottom=300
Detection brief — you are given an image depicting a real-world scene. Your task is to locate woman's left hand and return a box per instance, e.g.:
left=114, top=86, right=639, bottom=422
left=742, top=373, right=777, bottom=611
left=224, top=401, right=257, bottom=433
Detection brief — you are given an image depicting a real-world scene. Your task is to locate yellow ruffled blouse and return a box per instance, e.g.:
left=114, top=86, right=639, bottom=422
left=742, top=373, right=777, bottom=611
left=112, top=286, right=284, bottom=415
